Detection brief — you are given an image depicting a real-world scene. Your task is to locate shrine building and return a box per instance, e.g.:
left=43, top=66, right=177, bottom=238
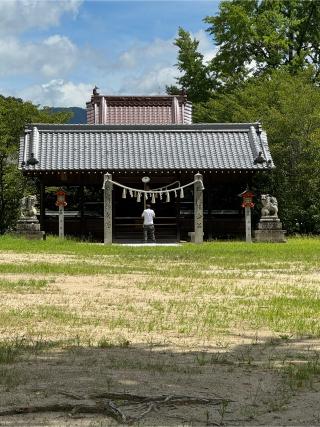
left=18, top=90, right=274, bottom=242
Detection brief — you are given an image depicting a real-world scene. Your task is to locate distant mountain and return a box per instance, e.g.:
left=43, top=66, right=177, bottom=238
left=51, top=107, right=87, bottom=124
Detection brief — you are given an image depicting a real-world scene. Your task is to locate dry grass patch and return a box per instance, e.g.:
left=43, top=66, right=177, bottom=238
left=0, top=237, right=319, bottom=425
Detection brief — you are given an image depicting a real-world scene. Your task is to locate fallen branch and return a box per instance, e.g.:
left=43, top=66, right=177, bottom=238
left=0, top=392, right=234, bottom=425
left=0, top=400, right=127, bottom=424
left=99, top=399, right=127, bottom=423
left=0, top=403, right=97, bottom=417
left=129, top=403, right=157, bottom=424
left=58, top=391, right=84, bottom=401
left=90, top=391, right=231, bottom=406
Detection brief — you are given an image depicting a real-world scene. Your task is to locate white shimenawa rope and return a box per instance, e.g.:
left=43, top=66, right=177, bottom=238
left=102, top=174, right=204, bottom=203
left=151, top=181, right=180, bottom=191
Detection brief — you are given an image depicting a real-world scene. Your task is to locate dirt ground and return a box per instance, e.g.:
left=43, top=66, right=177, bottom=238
left=0, top=251, right=319, bottom=426
left=1, top=336, right=320, bottom=426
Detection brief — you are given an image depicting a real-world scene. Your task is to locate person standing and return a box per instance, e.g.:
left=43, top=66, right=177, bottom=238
left=141, top=204, right=156, bottom=243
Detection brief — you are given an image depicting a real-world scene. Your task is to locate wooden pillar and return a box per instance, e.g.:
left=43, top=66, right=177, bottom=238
left=194, top=173, right=204, bottom=243
left=79, top=178, right=85, bottom=236
left=207, top=183, right=213, bottom=241
left=39, top=180, right=45, bottom=229
left=176, top=195, right=181, bottom=243
left=104, top=173, right=113, bottom=244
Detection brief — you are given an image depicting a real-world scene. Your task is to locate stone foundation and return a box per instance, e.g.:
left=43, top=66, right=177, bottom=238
left=254, top=218, right=286, bottom=243
left=13, top=219, right=45, bottom=240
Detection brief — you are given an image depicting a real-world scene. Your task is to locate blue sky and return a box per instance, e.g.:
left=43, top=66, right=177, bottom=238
left=0, top=0, right=219, bottom=107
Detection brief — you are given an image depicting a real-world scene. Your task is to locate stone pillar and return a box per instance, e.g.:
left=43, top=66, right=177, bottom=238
left=104, top=173, right=113, bottom=244
left=40, top=181, right=45, bottom=229
left=245, top=206, right=252, bottom=243
left=58, top=206, right=64, bottom=238
left=194, top=173, right=204, bottom=243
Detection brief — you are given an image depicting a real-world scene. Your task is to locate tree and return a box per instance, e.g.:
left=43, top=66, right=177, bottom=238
left=171, top=1, right=320, bottom=94
left=205, top=0, right=320, bottom=84
left=195, top=69, right=320, bottom=232
left=166, top=27, right=215, bottom=102
left=0, top=96, right=71, bottom=233
left=169, top=1, right=320, bottom=232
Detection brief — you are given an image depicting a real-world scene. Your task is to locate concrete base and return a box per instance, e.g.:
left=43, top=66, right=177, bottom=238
left=254, top=229, right=286, bottom=242
left=188, top=231, right=204, bottom=242
left=14, top=219, right=45, bottom=240
left=254, top=217, right=286, bottom=243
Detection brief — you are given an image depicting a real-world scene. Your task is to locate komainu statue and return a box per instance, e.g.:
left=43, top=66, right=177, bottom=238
left=13, top=195, right=44, bottom=239
left=254, top=194, right=285, bottom=242
left=20, top=195, right=38, bottom=220
left=261, top=194, right=278, bottom=218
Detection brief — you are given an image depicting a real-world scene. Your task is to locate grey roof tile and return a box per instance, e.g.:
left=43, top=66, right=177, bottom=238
left=19, top=123, right=274, bottom=171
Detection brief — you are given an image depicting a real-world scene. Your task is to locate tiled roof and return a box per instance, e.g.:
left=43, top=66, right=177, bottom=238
left=19, top=123, right=274, bottom=172
left=86, top=95, right=192, bottom=125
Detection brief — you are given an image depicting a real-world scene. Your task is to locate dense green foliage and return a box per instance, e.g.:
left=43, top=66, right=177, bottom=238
left=169, top=0, right=320, bottom=233
left=50, top=107, right=86, bottom=124
left=0, top=96, right=71, bottom=233
left=206, top=0, right=320, bottom=85
left=166, top=27, right=215, bottom=102
left=195, top=69, right=320, bottom=232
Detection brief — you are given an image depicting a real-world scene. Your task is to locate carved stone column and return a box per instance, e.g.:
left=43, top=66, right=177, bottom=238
left=194, top=173, right=204, bottom=244
left=104, top=173, right=113, bottom=244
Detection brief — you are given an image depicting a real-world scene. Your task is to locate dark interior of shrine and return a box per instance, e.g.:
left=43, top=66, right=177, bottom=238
left=36, top=171, right=254, bottom=242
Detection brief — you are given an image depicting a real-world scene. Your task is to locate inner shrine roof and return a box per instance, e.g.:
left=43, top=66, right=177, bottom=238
left=19, top=123, right=274, bottom=172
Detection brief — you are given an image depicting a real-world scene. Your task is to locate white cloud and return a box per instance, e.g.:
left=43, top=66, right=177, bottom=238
left=118, top=29, right=215, bottom=71
left=194, top=29, right=217, bottom=63
left=119, top=37, right=176, bottom=69
left=0, top=35, right=77, bottom=78
left=0, top=0, right=82, bottom=35
left=114, top=37, right=179, bottom=95
left=2, top=26, right=216, bottom=106
left=20, top=79, right=93, bottom=107
left=119, top=66, right=179, bottom=95
left=115, top=30, right=215, bottom=95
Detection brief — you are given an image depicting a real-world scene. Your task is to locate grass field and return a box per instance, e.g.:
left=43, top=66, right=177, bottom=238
left=0, top=236, right=319, bottom=425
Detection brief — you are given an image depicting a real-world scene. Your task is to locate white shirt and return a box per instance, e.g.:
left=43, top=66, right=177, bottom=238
left=141, top=208, right=155, bottom=225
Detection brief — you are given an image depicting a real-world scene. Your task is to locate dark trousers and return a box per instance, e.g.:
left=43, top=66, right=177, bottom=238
left=143, top=224, right=155, bottom=242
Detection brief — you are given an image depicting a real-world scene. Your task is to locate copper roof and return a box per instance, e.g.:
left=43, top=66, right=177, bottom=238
left=86, top=95, right=192, bottom=125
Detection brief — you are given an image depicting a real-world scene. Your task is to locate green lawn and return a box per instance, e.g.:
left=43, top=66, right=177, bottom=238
left=0, top=236, right=319, bottom=340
